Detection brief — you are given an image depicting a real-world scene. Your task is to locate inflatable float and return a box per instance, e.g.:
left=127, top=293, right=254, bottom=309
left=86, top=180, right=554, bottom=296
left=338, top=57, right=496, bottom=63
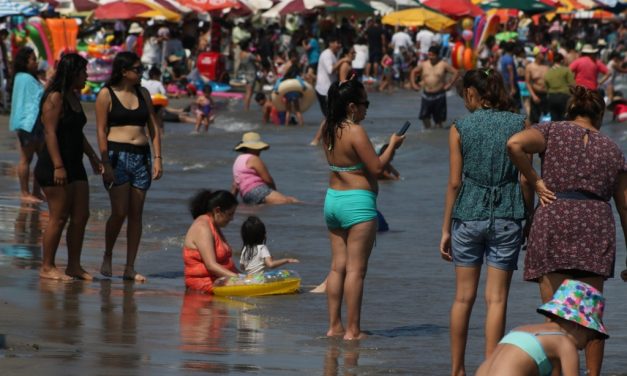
left=151, top=93, right=169, bottom=107
left=213, top=270, right=301, bottom=297
left=271, top=79, right=316, bottom=112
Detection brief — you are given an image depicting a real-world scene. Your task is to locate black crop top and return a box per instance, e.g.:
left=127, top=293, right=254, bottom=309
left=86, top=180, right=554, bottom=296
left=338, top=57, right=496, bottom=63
left=106, top=85, right=149, bottom=127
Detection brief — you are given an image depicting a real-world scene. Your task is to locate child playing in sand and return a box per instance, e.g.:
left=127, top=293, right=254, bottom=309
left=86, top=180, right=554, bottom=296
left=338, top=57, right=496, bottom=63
left=476, top=279, right=609, bottom=376
left=194, top=85, right=215, bottom=133
left=239, top=216, right=299, bottom=275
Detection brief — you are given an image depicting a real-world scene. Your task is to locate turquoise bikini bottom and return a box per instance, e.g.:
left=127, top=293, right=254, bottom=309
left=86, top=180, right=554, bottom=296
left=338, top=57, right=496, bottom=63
left=324, top=189, right=377, bottom=229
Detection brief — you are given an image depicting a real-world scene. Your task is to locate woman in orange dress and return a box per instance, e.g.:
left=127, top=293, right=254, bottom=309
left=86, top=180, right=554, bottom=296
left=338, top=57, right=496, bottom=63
left=182, top=190, right=239, bottom=293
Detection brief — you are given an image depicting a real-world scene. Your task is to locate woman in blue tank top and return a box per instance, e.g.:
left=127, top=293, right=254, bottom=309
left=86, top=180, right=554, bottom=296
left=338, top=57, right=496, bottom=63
left=35, top=53, right=103, bottom=280
left=96, top=52, right=163, bottom=282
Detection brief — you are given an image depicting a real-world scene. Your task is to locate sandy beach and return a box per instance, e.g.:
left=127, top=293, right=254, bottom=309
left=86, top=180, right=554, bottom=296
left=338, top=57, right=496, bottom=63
left=1, top=91, right=626, bottom=375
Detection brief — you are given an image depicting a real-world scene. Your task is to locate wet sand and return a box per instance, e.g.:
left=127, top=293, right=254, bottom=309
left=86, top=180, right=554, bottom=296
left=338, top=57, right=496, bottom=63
left=1, top=92, right=627, bottom=375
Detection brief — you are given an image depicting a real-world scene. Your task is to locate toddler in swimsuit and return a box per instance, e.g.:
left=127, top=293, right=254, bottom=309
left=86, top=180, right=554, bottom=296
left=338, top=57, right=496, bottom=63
left=476, top=279, right=609, bottom=376
left=239, top=216, right=299, bottom=275
left=194, top=85, right=215, bottom=133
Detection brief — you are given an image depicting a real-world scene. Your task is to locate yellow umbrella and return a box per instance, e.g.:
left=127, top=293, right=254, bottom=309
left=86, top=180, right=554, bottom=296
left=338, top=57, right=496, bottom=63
left=132, top=0, right=181, bottom=21
left=382, top=7, right=456, bottom=31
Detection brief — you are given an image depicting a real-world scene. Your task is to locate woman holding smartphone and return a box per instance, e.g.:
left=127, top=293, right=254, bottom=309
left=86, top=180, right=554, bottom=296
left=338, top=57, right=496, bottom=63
left=96, top=51, right=163, bottom=282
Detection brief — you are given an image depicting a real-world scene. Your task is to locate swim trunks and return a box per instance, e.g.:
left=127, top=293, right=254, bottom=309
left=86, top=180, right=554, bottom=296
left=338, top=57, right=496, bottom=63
left=419, top=90, right=447, bottom=124
left=324, top=188, right=377, bottom=229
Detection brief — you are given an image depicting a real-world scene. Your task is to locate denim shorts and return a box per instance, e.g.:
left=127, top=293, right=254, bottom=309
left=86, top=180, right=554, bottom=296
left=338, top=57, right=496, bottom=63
left=451, top=218, right=523, bottom=271
left=106, top=141, right=152, bottom=191
left=242, top=184, right=272, bottom=205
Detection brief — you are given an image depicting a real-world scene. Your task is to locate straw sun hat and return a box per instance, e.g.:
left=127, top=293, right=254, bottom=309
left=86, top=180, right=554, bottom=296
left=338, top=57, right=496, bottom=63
left=128, top=22, right=143, bottom=34
left=580, top=44, right=598, bottom=54
left=234, top=132, right=270, bottom=151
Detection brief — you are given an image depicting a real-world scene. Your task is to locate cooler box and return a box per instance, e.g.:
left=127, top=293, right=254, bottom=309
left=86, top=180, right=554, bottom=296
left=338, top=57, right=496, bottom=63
left=197, top=52, right=224, bottom=81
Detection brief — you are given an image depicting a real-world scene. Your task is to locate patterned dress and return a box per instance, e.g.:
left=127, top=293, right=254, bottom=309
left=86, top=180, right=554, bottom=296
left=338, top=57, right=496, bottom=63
left=524, top=122, right=626, bottom=281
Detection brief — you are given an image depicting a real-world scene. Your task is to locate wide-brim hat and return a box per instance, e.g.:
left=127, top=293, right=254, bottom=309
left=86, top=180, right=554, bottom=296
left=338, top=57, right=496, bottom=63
left=581, top=44, right=598, bottom=54
left=129, top=22, right=143, bottom=34
left=537, top=279, right=609, bottom=339
left=234, top=132, right=270, bottom=151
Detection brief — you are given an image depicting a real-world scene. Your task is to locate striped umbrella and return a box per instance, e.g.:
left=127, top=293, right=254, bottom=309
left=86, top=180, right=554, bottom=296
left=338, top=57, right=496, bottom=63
left=0, top=0, right=38, bottom=17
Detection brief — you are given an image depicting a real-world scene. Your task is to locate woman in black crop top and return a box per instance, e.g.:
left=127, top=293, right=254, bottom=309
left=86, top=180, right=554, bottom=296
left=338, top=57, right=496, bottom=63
left=96, top=51, right=162, bottom=282
left=36, top=53, right=103, bottom=281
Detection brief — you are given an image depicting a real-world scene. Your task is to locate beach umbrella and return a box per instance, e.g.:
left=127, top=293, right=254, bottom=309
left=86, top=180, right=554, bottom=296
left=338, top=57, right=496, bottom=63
left=326, top=0, right=374, bottom=14
left=240, top=0, right=273, bottom=11
left=262, top=0, right=326, bottom=17
left=73, top=0, right=98, bottom=11
left=94, top=1, right=153, bottom=19
left=479, top=0, right=555, bottom=14
left=177, top=0, right=240, bottom=12
left=370, top=0, right=394, bottom=14
left=420, top=0, right=484, bottom=18
left=382, top=7, right=456, bottom=30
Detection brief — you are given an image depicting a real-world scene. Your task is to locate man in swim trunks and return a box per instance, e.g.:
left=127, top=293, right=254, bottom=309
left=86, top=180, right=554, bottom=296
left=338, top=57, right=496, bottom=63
left=525, top=46, right=550, bottom=124
left=410, top=46, right=460, bottom=129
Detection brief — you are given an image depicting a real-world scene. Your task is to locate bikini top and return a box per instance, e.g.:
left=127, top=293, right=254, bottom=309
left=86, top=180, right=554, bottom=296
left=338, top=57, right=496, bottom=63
left=329, top=162, right=365, bottom=172
left=106, top=85, right=149, bottom=127
left=501, top=331, right=566, bottom=376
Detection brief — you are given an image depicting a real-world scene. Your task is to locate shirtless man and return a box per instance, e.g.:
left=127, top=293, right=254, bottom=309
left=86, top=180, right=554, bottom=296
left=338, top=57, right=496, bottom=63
left=525, top=46, right=550, bottom=124
left=410, top=46, right=460, bottom=129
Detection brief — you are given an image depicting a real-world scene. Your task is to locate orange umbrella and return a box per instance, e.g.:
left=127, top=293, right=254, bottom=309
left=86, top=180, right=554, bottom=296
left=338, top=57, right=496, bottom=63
left=177, top=0, right=239, bottom=12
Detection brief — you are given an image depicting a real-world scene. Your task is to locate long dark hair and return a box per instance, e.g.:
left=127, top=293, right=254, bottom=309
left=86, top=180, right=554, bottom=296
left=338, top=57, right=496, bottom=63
left=9, top=46, right=36, bottom=94
left=323, top=79, right=365, bottom=150
left=189, top=190, right=238, bottom=219
left=565, top=86, right=605, bottom=128
left=240, top=216, right=266, bottom=263
left=461, top=69, right=512, bottom=111
left=40, top=53, right=87, bottom=112
left=107, top=51, right=141, bottom=86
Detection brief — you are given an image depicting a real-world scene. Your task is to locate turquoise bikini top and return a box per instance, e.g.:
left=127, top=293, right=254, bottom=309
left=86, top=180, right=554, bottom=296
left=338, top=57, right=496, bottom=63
left=329, top=162, right=365, bottom=172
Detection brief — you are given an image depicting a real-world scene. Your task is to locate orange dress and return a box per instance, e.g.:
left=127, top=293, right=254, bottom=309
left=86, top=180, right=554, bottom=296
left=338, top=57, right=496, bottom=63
left=183, top=215, right=237, bottom=293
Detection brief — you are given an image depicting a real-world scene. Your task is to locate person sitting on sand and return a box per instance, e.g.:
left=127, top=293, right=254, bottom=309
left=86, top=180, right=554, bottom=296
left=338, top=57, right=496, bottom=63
left=476, top=279, right=609, bottom=376
left=182, top=190, right=240, bottom=294
left=231, top=132, right=299, bottom=205
left=239, top=216, right=299, bottom=274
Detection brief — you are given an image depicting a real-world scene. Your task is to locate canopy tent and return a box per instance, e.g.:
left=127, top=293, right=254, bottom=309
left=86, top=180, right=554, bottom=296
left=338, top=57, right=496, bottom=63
left=382, top=7, right=456, bottom=30
left=420, top=0, right=484, bottom=18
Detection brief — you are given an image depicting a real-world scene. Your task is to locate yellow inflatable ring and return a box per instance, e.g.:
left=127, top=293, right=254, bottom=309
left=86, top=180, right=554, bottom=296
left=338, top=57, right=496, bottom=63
left=151, top=93, right=169, bottom=107
left=212, top=270, right=301, bottom=297
left=271, top=79, right=316, bottom=113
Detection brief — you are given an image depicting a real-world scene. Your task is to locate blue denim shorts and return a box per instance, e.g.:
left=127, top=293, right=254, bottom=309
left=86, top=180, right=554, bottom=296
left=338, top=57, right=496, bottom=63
left=107, top=141, right=152, bottom=191
left=451, top=218, right=523, bottom=271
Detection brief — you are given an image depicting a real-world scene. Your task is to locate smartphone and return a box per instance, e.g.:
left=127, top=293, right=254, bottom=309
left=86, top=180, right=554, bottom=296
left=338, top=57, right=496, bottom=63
left=397, top=121, right=411, bottom=136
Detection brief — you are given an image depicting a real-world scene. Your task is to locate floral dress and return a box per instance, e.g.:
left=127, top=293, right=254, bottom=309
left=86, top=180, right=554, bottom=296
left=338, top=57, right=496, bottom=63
left=524, top=121, right=626, bottom=281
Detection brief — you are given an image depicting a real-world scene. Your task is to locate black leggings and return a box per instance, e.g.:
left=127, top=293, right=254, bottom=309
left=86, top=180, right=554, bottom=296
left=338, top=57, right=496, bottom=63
left=547, top=93, right=570, bottom=122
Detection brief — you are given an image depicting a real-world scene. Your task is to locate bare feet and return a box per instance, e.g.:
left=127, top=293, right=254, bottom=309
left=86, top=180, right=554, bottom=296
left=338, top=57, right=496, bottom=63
left=326, top=326, right=345, bottom=338
left=123, top=268, right=146, bottom=282
left=310, top=280, right=327, bottom=293
left=100, top=253, right=112, bottom=277
left=40, top=266, right=73, bottom=281
left=65, top=267, right=93, bottom=280
left=20, top=193, right=43, bottom=204
left=343, top=331, right=367, bottom=341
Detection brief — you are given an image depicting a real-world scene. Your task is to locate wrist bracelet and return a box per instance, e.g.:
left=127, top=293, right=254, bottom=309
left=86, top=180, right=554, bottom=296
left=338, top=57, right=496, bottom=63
left=154, top=156, right=162, bottom=159
left=54, top=166, right=64, bottom=170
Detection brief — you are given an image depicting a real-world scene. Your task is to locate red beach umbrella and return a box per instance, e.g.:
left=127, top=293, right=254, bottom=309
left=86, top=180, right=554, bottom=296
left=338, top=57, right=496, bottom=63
left=94, top=1, right=153, bottom=20
left=177, top=0, right=240, bottom=12
left=422, top=0, right=484, bottom=18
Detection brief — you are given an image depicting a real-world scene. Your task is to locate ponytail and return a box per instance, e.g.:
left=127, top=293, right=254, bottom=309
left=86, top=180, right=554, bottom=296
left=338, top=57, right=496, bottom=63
left=323, top=79, right=365, bottom=150
left=461, top=68, right=512, bottom=111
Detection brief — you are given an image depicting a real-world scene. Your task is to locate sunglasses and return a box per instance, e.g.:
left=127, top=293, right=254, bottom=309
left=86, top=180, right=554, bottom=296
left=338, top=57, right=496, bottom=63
left=128, top=66, right=144, bottom=74
left=357, top=100, right=370, bottom=109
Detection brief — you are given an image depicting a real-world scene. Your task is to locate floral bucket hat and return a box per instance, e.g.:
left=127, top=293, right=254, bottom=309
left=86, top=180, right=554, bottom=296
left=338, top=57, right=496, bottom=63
left=537, top=279, right=609, bottom=339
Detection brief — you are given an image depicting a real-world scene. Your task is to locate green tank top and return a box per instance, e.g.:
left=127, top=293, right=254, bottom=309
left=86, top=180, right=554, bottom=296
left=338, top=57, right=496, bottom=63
left=452, top=109, right=527, bottom=222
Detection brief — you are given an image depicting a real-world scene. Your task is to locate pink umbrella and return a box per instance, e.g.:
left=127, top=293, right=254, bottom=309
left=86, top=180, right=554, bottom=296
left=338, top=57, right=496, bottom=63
left=94, top=1, right=153, bottom=19
left=422, top=0, right=483, bottom=18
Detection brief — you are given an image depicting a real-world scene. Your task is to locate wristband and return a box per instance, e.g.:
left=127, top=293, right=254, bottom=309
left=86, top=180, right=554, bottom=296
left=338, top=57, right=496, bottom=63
left=54, top=166, right=64, bottom=170
left=154, top=156, right=162, bottom=159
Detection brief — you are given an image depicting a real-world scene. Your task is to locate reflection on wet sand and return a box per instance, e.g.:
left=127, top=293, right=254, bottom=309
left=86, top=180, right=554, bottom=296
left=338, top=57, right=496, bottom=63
left=98, top=280, right=141, bottom=369
left=323, top=340, right=360, bottom=376
left=39, top=279, right=86, bottom=347
left=179, top=292, right=262, bottom=372
left=0, top=202, right=43, bottom=269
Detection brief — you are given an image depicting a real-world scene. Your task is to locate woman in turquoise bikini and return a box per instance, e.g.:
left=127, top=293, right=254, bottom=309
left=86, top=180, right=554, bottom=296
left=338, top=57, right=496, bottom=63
left=322, top=79, right=404, bottom=340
